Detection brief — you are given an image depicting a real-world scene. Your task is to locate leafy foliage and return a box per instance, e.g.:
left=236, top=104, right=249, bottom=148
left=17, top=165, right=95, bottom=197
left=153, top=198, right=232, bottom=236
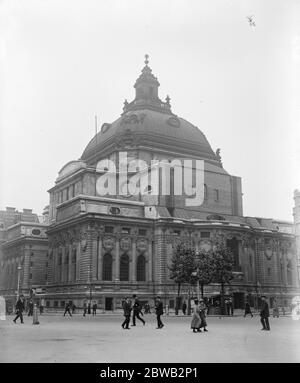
left=169, top=243, right=197, bottom=285
left=212, top=244, right=235, bottom=285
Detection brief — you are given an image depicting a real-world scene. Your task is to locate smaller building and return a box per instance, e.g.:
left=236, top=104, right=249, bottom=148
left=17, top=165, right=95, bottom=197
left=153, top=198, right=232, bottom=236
left=293, top=190, right=300, bottom=284
left=0, top=208, right=48, bottom=306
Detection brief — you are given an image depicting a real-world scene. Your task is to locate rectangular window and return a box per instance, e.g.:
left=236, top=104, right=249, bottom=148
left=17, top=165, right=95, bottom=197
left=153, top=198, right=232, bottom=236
left=201, top=232, right=210, bottom=238
left=105, top=226, right=114, bottom=234
left=46, top=301, right=50, bottom=308
left=138, top=229, right=147, bottom=236
left=66, top=187, right=69, bottom=200
left=70, top=184, right=75, bottom=198
left=54, top=301, right=58, bottom=308
left=45, top=274, right=48, bottom=280
left=267, top=268, right=271, bottom=276
left=214, top=189, right=219, bottom=202
left=122, top=227, right=131, bottom=234
left=29, top=273, right=32, bottom=279
left=61, top=301, right=65, bottom=308
left=30, top=261, right=34, bottom=267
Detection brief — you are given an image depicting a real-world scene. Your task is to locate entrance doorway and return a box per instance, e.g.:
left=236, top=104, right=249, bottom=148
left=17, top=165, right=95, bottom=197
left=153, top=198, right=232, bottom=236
left=105, top=297, right=113, bottom=311
left=233, top=292, right=244, bottom=309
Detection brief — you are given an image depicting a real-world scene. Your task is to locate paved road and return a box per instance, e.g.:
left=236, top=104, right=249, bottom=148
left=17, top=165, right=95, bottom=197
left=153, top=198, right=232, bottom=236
left=1, top=314, right=299, bottom=363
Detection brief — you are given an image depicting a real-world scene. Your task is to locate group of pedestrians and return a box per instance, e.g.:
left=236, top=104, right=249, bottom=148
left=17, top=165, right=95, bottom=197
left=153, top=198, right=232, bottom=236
left=122, top=295, right=164, bottom=330
left=82, top=301, right=98, bottom=316
left=13, top=295, right=42, bottom=324
left=12, top=293, right=273, bottom=333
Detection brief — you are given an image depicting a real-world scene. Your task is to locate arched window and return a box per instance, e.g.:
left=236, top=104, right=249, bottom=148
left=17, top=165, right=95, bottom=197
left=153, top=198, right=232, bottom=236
left=226, top=237, right=240, bottom=271
left=103, top=253, right=112, bottom=281
left=120, top=254, right=129, bottom=281
left=137, top=255, right=146, bottom=281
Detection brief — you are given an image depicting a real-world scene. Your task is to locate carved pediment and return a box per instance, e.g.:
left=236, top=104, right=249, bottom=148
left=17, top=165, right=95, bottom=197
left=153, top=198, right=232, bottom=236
left=137, top=238, right=148, bottom=253
left=120, top=237, right=132, bottom=252
left=199, top=240, right=212, bottom=253
left=103, top=236, right=115, bottom=252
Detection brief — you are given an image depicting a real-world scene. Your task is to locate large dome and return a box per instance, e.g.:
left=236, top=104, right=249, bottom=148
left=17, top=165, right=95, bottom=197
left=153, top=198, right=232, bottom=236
left=81, top=56, right=221, bottom=168
left=81, top=109, right=219, bottom=164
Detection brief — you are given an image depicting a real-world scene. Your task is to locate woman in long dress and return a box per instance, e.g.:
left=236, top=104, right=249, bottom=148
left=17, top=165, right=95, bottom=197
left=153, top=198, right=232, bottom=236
left=190, top=299, right=201, bottom=333
left=199, top=299, right=208, bottom=332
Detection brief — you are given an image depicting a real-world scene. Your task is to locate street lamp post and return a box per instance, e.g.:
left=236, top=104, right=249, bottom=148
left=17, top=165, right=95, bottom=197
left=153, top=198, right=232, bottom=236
left=17, top=264, right=22, bottom=299
left=192, top=251, right=200, bottom=301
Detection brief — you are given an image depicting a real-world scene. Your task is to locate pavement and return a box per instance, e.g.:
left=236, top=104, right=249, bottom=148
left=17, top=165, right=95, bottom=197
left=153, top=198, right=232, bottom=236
left=0, top=314, right=299, bottom=363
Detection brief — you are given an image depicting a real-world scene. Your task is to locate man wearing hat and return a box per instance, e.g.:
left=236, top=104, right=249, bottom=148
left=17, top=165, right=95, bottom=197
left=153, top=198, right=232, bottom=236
left=13, top=295, right=25, bottom=324
left=122, top=297, right=132, bottom=329
left=132, top=294, right=145, bottom=326
left=155, top=296, right=164, bottom=329
left=260, top=296, right=270, bottom=331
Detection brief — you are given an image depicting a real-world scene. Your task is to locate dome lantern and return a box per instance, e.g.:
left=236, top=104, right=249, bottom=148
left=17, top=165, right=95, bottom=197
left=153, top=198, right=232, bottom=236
left=122, top=55, right=172, bottom=115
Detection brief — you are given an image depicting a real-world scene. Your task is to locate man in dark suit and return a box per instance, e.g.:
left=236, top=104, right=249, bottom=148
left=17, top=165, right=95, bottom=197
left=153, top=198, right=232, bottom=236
left=122, top=297, right=132, bottom=329
left=13, top=295, right=25, bottom=324
left=155, top=296, right=164, bottom=329
left=132, top=294, right=145, bottom=326
left=260, top=296, right=270, bottom=331
left=63, top=302, right=72, bottom=317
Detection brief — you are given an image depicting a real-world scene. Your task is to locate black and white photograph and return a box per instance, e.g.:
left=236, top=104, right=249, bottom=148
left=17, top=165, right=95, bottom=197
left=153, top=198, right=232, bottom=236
left=1, top=0, right=300, bottom=372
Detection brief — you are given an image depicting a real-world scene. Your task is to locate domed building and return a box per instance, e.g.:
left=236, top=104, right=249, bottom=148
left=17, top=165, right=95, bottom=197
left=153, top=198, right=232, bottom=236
left=44, top=56, right=298, bottom=312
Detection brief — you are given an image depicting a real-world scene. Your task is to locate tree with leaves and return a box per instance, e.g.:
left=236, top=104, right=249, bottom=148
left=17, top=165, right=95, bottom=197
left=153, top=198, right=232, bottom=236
left=169, top=243, right=197, bottom=315
left=212, top=244, right=235, bottom=315
left=193, top=250, right=215, bottom=299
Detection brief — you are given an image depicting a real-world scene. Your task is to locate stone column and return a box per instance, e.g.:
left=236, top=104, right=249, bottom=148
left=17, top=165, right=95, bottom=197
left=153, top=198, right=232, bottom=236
left=22, top=245, right=31, bottom=289
left=92, top=234, right=98, bottom=281
left=114, top=236, right=120, bottom=282
left=97, top=236, right=103, bottom=280
left=132, top=238, right=137, bottom=282
left=76, top=242, right=80, bottom=281
left=68, top=244, right=72, bottom=282
left=52, top=248, right=56, bottom=283
left=148, top=240, right=153, bottom=282
left=61, top=246, right=66, bottom=283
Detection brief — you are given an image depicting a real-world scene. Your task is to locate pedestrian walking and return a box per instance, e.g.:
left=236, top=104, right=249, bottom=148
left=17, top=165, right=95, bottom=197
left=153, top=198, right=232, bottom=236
left=132, top=294, right=145, bottom=326
left=272, top=299, right=279, bottom=318
left=182, top=301, right=187, bottom=315
left=13, top=295, right=25, bottom=324
left=39, top=303, right=44, bottom=315
left=155, top=296, right=164, bottom=329
left=228, top=298, right=234, bottom=316
left=190, top=299, right=201, bottom=333
left=199, top=299, right=208, bottom=332
left=244, top=301, right=253, bottom=317
left=83, top=300, right=87, bottom=316
left=92, top=301, right=97, bottom=316
left=63, top=302, right=72, bottom=317
left=27, top=300, right=34, bottom=316
left=260, top=296, right=270, bottom=331
left=87, top=302, right=91, bottom=315
left=72, top=303, right=76, bottom=314
left=121, top=297, right=132, bottom=329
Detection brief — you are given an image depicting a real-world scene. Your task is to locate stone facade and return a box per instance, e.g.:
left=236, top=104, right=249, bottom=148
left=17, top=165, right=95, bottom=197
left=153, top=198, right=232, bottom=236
left=0, top=58, right=299, bottom=311
left=0, top=219, right=48, bottom=303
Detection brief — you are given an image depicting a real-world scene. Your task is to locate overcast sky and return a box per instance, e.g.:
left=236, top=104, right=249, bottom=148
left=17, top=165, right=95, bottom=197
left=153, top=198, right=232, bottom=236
left=0, top=0, right=300, bottom=221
